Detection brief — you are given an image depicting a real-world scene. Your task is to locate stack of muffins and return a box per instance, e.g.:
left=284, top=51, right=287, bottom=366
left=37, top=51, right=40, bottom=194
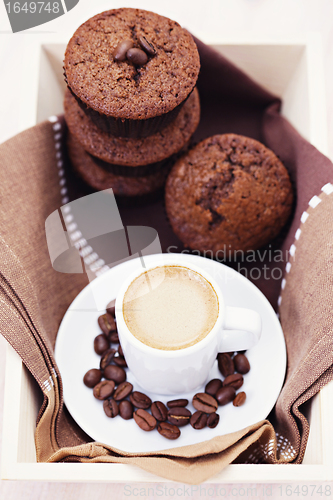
left=63, top=8, right=201, bottom=199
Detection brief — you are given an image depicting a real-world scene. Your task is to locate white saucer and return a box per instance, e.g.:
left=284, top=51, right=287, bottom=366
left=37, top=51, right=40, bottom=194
left=55, top=253, right=286, bottom=453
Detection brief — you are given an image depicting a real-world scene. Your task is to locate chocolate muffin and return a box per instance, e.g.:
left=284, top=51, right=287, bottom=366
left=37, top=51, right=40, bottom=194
left=165, top=134, right=294, bottom=254
left=64, top=8, right=200, bottom=137
left=67, top=133, right=171, bottom=197
left=64, top=87, right=200, bottom=170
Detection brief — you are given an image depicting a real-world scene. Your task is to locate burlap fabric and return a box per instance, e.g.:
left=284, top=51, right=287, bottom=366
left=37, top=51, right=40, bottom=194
left=1, top=40, right=333, bottom=483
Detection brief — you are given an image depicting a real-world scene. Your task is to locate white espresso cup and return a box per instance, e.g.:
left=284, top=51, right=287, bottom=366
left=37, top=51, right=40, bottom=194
left=115, top=259, right=261, bottom=395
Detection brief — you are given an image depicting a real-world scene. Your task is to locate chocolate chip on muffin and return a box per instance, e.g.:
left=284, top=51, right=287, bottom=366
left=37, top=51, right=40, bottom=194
left=165, top=134, right=293, bottom=254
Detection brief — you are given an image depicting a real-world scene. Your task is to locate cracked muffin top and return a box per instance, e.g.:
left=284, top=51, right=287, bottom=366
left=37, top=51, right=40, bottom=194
left=165, top=134, right=294, bottom=253
left=64, top=8, right=200, bottom=120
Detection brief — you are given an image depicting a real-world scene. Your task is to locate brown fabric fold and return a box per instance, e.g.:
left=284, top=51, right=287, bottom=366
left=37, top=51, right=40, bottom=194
left=46, top=421, right=276, bottom=484
left=1, top=39, right=333, bottom=483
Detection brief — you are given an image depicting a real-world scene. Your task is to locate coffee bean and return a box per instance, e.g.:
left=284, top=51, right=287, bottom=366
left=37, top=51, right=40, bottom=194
left=205, top=378, right=222, bottom=397
left=113, top=355, right=127, bottom=367
left=190, top=411, right=207, bottom=430
left=215, top=386, right=236, bottom=406
left=83, top=368, right=102, bottom=388
left=99, top=348, right=116, bottom=370
left=109, top=331, right=119, bottom=343
left=223, top=373, right=244, bottom=390
left=93, top=380, right=115, bottom=400
left=113, top=39, right=134, bottom=61
left=157, top=422, right=181, bottom=440
left=151, top=401, right=168, bottom=421
left=94, top=334, right=109, bottom=355
left=118, top=344, right=124, bottom=357
left=138, top=35, right=156, bottom=56
left=192, top=393, right=218, bottom=413
left=127, top=48, right=148, bottom=66
left=113, top=381, right=133, bottom=401
left=103, top=398, right=118, bottom=418
left=106, top=300, right=115, bottom=317
left=119, top=400, right=134, bottom=420
left=98, top=313, right=116, bottom=336
left=234, top=354, right=250, bottom=374
left=233, top=391, right=246, bottom=407
left=207, top=412, right=220, bottom=429
left=167, top=399, right=188, bottom=408
left=167, top=407, right=191, bottom=426
left=134, top=409, right=156, bottom=431
left=217, top=353, right=235, bottom=377
left=130, top=391, right=152, bottom=409
left=103, top=365, right=126, bottom=384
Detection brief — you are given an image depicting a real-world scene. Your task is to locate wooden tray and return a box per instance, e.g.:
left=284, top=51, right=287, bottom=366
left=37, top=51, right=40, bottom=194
left=2, top=35, right=333, bottom=483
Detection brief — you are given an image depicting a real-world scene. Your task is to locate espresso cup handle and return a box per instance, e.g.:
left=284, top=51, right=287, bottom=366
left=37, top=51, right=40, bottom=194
left=219, top=306, right=262, bottom=352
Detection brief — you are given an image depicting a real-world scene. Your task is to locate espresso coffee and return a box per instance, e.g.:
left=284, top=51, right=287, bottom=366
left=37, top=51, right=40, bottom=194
left=123, top=265, right=219, bottom=350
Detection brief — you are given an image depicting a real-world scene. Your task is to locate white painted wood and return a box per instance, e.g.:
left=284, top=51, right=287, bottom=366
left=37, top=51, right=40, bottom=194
left=1, top=344, right=22, bottom=480
left=319, top=382, right=333, bottom=466
left=302, top=393, right=323, bottom=465
left=213, top=44, right=304, bottom=98
left=17, top=365, right=40, bottom=463
left=1, top=36, right=332, bottom=483
left=36, top=45, right=67, bottom=125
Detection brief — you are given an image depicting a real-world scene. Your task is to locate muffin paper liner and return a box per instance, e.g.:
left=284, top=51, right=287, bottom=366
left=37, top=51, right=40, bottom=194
left=69, top=85, right=188, bottom=139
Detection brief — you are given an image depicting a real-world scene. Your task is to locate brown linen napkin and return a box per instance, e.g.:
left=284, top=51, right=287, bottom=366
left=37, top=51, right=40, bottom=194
left=1, top=39, right=333, bottom=483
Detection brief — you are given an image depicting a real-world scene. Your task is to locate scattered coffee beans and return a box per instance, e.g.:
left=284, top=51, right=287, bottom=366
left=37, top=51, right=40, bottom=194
left=233, top=391, right=246, bottom=407
left=223, top=373, right=244, bottom=390
left=168, top=407, right=191, bottom=427
left=130, top=391, right=152, bottom=409
left=103, top=365, right=126, bottom=384
left=113, top=381, right=133, bottom=401
left=151, top=401, right=168, bottom=422
left=94, top=334, right=109, bottom=355
left=83, top=368, right=102, bottom=388
left=217, top=353, right=235, bottom=377
left=205, top=378, right=222, bottom=396
left=190, top=411, right=207, bottom=429
left=157, top=422, right=181, bottom=440
left=113, top=35, right=156, bottom=68
left=192, top=393, right=218, bottom=413
left=108, top=331, right=119, bottom=343
left=207, top=412, right=220, bottom=429
left=215, top=386, right=236, bottom=406
left=93, top=380, right=115, bottom=400
left=119, top=400, right=134, bottom=420
left=98, top=313, right=117, bottom=336
left=85, top=305, right=253, bottom=442
left=234, top=354, right=250, bottom=374
left=138, top=35, right=156, bottom=56
left=113, top=355, right=127, bottom=367
left=126, top=47, right=148, bottom=66
left=106, top=300, right=116, bottom=317
left=103, top=398, right=118, bottom=418
left=99, top=348, right=116, bottom=370
left=113, top=39, right=134, bottom=61
left=134, top=409, right=156, bottom=431
left=167, top=399, right=188, bottom=408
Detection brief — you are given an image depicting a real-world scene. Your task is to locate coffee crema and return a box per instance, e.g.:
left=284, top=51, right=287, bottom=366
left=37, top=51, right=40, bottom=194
left=123, top=265, right=219, bottom=350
